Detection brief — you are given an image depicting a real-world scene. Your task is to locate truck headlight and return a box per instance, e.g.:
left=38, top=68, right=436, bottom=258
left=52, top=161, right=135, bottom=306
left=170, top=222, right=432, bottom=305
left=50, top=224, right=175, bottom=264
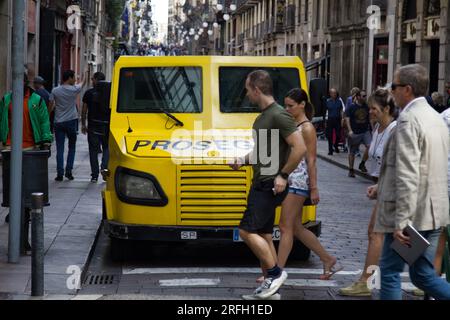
left=119, top=174, right=161, bottom=199
left=115, top=167, right=168, bottom=206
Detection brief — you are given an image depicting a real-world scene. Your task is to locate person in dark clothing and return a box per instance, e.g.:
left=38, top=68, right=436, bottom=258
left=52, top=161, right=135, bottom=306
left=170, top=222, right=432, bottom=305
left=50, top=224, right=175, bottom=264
left=33, top=76, right=50, bottom=105
left=81, top=72, right=110, bottom=183
left=33, top=76, right=53, bottom=133
left=431, top=92, right=448, bottom=113
left=345, top=90, right=371, bottom=177
left=325, top=88, right=344, bottom=155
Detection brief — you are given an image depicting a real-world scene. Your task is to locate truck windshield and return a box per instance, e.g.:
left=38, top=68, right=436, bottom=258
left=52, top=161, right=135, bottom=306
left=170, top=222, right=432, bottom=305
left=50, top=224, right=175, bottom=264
left=219, top=67, right=301, bottom=113
left=117, top=67, right=202, bottom=113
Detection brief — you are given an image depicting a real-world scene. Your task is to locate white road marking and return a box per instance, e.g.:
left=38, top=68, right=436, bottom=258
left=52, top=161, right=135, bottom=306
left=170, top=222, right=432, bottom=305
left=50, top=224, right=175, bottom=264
left=123, top=267, right=362, bottom=276
left=159, top=278, right=221, bottom=287
left=71, top=294, right=104, bottom=300
left=286, top=279, right=339, bottom=287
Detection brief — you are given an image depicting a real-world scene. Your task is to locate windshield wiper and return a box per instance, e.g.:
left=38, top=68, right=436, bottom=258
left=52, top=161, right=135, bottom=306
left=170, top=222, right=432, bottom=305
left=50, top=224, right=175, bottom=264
left=155, top=106, right=184, bottom=127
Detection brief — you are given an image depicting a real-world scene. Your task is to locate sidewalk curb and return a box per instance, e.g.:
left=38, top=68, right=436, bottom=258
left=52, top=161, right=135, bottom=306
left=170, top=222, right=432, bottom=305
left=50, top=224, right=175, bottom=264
left=79, top=220, right=103, bottom=291
left=317, top=154, right=374, bottom=182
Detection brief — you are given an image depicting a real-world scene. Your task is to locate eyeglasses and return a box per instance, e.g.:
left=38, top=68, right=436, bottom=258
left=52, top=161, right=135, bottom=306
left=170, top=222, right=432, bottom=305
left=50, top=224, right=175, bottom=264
left=391, top=83, right=408, bottom=91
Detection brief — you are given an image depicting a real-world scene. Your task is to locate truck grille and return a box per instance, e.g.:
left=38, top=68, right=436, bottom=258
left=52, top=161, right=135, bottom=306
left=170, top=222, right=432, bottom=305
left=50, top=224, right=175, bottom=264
left=177, top=165, right=251, bottom=225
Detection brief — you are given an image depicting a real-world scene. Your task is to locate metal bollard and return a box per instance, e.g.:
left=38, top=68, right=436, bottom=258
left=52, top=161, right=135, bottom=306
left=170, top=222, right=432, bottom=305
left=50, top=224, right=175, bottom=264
left=31, top=192, right=44, bottom=296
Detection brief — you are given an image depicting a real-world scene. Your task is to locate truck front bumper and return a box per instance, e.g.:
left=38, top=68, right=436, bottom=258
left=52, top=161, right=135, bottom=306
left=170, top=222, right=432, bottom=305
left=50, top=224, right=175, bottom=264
left=104, top=220, right=322, bottom=242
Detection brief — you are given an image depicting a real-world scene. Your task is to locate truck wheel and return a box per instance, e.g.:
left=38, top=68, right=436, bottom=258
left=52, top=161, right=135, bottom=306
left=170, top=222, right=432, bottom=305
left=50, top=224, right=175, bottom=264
left=290, top=240, right=311, bottom=261
left=110, top=237, right=126, bottom=262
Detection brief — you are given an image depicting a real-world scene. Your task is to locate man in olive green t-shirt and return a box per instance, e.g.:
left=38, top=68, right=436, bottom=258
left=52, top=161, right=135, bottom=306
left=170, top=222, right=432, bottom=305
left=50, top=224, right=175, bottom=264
left=230, top=70, right=306, bottom=300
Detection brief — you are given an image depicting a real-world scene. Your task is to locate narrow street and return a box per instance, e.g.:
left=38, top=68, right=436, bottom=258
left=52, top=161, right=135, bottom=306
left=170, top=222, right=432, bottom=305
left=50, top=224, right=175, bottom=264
left=79, top=158, right=419, bottom=300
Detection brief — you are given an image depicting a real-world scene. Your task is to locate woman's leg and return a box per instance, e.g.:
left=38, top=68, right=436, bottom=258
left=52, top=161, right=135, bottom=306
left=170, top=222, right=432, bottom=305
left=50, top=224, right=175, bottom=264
left=359, top=203, right=384, bottom=282
left=293, top=215, right=336, bottom=274
left=277, top=193, right=306, bottom=269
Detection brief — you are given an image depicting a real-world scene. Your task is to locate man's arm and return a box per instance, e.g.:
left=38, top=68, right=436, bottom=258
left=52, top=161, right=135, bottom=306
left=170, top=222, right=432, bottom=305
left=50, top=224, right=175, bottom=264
left=81, top=102, right=88, bottom=135
left=344, top=105, right=353, bottom=134
left=274, top=130, right=306, bottom=194
left=395, top=116, right=420, bottom=231
left=48, top=100, right=55, bottom=114
left=345, top=117, right=353, bottom=135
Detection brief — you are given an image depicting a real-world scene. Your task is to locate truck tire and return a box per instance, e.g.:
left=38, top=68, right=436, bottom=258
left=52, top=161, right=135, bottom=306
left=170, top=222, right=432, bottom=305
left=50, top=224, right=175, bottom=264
left=290, top=240, right=311, bottom=261
left=110, top=237, right=126, bottom=262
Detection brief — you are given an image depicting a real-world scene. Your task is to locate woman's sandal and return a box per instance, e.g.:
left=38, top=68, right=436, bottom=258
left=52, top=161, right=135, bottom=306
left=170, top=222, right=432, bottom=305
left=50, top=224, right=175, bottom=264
left=319, top=260, right=344, bottom=280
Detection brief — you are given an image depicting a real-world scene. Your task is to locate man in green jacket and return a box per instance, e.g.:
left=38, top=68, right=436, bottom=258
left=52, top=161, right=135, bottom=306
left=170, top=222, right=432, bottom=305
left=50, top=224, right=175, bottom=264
left=0, top=75, right=53, bottom=149
left=0, top=74, right=52, bottom=251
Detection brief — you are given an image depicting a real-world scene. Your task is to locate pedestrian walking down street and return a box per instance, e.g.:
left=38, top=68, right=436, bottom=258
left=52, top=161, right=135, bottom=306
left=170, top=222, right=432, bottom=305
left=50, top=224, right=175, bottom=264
left=33, top=76, right=50, bottom=106
left=230, top=70, right=306, bottom=300
left=276, top=88, right=340, bottom=280
left=49, top=70, right=86, bottom=181
left=374, top=64, right=450, bottom=300
left=344, top=89, right=371, bottom=177
left=0, top=72, right=53, bottom=249
left=33, top=76, right=53, bottom=133
left=325, top=88, right=345, bottom=155
left=431, top=92, right=448, bottom=113
left=81, top=72, right=110, bottom=183
left=339, top=88, right=397, bottom=297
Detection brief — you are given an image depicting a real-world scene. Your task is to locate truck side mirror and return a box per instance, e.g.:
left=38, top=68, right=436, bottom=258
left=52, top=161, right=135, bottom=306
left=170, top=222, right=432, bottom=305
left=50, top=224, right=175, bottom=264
left=309, top=78, right=328, bottom=118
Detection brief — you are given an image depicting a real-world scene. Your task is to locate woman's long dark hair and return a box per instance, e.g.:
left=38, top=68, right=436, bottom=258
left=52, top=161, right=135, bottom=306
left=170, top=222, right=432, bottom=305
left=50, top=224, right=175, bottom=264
left=285, top=88, right=315, bottom=120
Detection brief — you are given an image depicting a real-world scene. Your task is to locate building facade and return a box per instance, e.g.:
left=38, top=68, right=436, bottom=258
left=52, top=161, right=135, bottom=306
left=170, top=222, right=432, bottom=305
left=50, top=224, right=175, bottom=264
left=223, top=0, right=331, bottom=86
left=0, top=0, right=115, bottom=95
left=224, top=0, right=450, bottom=98
left=395, top=0, right=449, bottom=94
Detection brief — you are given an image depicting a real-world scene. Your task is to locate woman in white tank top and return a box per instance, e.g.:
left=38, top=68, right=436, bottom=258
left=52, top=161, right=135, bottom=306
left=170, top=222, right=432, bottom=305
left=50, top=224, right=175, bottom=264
left=339, top=88, right=397, bottom=296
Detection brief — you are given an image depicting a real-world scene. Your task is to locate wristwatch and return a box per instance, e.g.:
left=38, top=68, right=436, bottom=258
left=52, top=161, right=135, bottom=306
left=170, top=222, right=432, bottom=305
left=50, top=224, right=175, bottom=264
left=278, top=171, right=289, bottom=180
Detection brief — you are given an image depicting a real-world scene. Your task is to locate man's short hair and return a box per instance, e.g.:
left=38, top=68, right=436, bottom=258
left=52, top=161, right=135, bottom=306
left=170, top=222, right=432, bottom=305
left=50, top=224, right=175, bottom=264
left=62, top=70, right=75, bottom=82
left=247, top=70, right=273, bottom=96
left=93, top=72, right=106, bottom=81
left=396, top=64, right=429, bottom=97
left=33, top=76, right=45, bottom=85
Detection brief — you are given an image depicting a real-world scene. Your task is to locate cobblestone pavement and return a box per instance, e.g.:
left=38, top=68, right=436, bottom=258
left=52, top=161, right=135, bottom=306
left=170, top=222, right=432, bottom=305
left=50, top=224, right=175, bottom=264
left=79, top=158, right=421, bottom=300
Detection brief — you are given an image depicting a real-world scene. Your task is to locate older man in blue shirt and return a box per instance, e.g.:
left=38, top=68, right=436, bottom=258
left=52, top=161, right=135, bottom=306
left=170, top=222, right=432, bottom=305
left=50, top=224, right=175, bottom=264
left=326, top=88, right=345, bottom=155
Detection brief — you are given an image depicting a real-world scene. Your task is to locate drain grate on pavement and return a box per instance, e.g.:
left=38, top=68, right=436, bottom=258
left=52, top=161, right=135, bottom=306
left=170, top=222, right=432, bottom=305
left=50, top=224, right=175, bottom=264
left=84, top=274, right=117, bottom=286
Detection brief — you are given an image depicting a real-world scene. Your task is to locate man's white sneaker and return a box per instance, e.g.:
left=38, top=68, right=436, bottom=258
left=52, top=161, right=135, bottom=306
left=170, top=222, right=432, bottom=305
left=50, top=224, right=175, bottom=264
left=254, top=271, right=288, bottom=299
left=242, top=293, right=281, bottom=300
